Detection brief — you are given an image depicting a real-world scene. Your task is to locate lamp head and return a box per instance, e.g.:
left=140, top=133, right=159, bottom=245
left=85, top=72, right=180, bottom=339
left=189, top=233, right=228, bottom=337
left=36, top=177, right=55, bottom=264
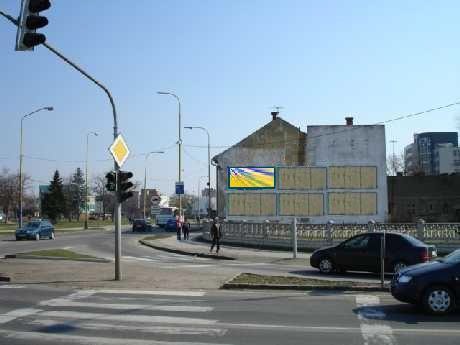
left=45, top=107, right=54, bottom=111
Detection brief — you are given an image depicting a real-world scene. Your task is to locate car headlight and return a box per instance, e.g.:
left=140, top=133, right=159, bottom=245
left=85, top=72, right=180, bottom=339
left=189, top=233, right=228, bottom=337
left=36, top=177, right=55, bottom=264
left=398, top=275, right=412, bottom=283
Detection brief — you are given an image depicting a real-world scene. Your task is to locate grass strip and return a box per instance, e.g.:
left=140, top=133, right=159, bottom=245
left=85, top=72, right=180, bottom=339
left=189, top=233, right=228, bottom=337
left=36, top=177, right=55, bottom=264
left=229, top=273, right=364, bottom=287
left=18, top=249, right=97, bottom=260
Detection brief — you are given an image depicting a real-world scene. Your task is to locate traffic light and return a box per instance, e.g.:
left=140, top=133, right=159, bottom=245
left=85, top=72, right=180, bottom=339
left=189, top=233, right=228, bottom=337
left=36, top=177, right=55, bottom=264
left=117, top=171, right=134, bottom=203
left=16, top=0, right=51, bottom=51
left=105, top=171, right=116, bottom=192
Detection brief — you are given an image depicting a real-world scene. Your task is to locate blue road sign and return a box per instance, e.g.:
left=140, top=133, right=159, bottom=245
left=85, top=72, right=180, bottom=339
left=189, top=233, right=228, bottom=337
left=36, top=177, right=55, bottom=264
left=175, top=182, right=184, bottom=195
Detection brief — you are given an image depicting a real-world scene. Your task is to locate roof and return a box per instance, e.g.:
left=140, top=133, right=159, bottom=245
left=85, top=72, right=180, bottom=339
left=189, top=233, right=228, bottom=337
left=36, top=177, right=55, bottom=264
left=212, top=116, right=305, bottom=162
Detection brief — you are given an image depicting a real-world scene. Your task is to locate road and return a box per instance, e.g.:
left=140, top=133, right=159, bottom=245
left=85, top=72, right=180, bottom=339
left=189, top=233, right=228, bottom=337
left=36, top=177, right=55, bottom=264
left=0, top=227, right=387, bottom=284
left=0, top=285, right=459, bottom=345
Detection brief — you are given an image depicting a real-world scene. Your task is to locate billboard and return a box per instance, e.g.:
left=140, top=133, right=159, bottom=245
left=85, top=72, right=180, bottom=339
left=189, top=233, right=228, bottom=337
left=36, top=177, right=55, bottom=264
left=228, top=167, right=275, bottom=189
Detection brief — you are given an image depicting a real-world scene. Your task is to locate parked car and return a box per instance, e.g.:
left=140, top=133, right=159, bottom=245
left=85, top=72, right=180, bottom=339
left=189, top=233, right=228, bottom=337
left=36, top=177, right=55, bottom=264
left=310, top=232, right=437, bottom=274
left=391, top=249, right=460, bottom=315
left=132, top=219, right=152, bottom=232
left=15, top=220, right=55, bottom=241
left=164, top=218, right=177, bottom=231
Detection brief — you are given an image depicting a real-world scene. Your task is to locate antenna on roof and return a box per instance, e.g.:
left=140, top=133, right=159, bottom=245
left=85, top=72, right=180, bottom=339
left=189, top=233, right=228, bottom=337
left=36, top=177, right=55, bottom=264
left=270, top=106, right=284, bottom=120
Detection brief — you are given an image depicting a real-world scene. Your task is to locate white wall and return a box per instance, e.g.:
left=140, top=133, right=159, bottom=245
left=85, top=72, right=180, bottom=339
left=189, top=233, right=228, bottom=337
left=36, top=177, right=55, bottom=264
left=306, top=125, right=388, bottom=223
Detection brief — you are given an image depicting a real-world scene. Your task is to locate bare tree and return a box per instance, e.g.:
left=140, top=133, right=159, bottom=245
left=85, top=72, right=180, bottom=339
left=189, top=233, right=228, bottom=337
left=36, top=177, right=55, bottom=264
left=387, top=153, right=405, bottom=176
left=0, top=168, right=32, bottom=223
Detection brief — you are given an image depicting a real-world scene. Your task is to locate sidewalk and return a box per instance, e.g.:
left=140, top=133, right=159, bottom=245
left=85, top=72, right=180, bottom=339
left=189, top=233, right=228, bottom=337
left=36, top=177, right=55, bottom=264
left=142, top=233, right=311, bottom=263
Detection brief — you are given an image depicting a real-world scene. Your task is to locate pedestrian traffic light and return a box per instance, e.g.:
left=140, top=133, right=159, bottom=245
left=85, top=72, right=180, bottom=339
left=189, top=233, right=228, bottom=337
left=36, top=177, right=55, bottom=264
left=16, top=0, right=51, bottom=51
left=105, top=171, right=116, bottom=192
left=117, top=170, right=134, bottom=203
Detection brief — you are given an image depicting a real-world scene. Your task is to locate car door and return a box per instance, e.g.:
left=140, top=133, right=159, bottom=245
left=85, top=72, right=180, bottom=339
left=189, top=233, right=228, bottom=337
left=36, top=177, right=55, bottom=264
left=335, top=234, right=372, bottom=271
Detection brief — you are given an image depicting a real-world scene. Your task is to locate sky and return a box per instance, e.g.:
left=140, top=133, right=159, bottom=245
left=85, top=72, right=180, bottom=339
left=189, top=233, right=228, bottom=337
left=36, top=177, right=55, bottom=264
left=1, top=0, right=460, bottom=197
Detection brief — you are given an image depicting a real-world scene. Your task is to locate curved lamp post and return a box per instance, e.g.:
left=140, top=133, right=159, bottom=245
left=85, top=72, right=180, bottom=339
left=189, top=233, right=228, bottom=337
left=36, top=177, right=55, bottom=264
left=19, top=106, right=53, bottom=228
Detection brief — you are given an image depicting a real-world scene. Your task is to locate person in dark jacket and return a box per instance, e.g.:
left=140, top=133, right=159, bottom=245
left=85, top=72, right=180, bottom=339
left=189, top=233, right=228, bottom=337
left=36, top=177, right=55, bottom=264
left=209, top=218, right=221, bottom=254
left=182, top=220, right=190, bottom=240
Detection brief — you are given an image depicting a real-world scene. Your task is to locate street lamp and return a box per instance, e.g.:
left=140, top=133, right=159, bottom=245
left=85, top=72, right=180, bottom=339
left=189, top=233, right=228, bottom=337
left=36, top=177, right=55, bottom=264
left=185, top=126, right=211, bottom=218
left=157, top=91, right=182, bottom=220
left=19, top=106, right=53, bottom=228
left=84, top=131, right=98, bottom=230
left=143, top=151, right=164, bottom=219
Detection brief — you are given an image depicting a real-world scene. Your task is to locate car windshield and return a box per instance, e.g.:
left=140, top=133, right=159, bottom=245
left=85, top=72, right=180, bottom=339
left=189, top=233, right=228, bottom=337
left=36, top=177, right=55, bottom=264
left=25, top=222, right=40, bottom=228
left=440, top=250, right=460, bottom=264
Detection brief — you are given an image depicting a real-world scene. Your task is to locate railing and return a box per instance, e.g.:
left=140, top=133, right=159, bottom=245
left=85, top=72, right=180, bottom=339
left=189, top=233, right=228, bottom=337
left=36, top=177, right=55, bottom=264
left=210, top=221, right=460, bottom=249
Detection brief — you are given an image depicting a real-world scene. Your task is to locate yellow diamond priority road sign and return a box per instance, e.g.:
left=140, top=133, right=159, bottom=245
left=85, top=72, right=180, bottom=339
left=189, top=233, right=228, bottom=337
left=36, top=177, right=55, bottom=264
left=109, top=134, right=130, bottom=167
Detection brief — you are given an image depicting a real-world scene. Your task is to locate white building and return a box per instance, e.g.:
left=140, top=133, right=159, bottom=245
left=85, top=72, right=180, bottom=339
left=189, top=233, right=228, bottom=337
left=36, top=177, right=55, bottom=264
left=434, top=144, right=460, bottom=174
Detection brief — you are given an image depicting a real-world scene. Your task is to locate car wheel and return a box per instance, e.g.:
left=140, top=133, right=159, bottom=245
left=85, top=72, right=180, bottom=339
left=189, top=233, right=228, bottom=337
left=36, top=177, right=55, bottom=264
left=50, top=232, right=55, bottom=240
left=423, top=286, right=455, bottom=315
left=393, top=261, right=407, bottom=273
left=35, top=233, right=40, bottom=241
left=318, top=257, right=334, bottom=274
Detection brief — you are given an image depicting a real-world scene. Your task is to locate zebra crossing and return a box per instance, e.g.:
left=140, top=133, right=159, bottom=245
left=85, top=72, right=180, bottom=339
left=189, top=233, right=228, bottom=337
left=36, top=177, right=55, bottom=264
left=0, top=289, right=233, bottom=345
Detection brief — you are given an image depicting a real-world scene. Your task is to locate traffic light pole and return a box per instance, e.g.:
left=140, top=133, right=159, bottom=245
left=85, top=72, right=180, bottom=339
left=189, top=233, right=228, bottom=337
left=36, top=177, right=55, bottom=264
left=1, top=10, right=123, bottom=281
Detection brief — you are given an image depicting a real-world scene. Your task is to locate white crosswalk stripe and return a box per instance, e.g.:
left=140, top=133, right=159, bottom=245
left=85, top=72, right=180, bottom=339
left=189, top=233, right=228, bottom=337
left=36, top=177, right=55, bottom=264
left=0, top=289, right=231, bottom=345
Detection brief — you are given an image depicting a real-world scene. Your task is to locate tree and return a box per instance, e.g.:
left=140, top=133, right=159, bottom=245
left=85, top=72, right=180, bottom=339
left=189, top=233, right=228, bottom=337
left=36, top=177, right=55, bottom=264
left=169, top=193, right=197, bottom=218
left=41, top=170, right=66, bottom=223
left=0, top=168, right=32, bottom=222
left=71, top=168, right=85, bottom=220
left=387, top=153, right=405, bottom=176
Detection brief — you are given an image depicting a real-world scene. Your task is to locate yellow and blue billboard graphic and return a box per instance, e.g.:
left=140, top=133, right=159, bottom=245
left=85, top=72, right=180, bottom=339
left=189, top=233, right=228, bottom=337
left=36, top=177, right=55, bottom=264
left=228, top=167, right=275, bottom=189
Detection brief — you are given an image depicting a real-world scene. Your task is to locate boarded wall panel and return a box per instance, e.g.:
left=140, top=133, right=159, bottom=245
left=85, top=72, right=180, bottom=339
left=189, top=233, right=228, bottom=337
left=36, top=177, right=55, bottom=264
left=308, top=194, right=324, bottom=216
left=279, top=194, right=295, bottom=216
left=328, top=193, right=345, bottom=215
left=294, top=168, right=311, bottom=189
left=228, top=194, right=245, bottom=216
left=344, top=167, right=361, bottom=189
left=361, top=193, right=377, bottom=215
left=344, top=193, right=361, bottom=215
left=329, top=167, right=345, bottom=189
left=360, top=167, right=377, bottom=189
left=245, top=194, right=261, bottom=216
left=260, top=194, right=276, bottom=216
left=278, top=168, right=296, bottom=189
left=294, top=194, right=309, bottom=216
left=310, top=168, right=326, bottom=190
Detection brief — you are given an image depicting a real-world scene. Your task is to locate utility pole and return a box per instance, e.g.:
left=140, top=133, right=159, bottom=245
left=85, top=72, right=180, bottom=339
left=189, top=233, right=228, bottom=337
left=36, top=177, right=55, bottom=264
left=390, top=139, right=398, bottom=175
left=184, top=126, right=211, bottom=218
left=85, top=131, right=98, bottom=230
left=157, top=92, right=182, bottom=220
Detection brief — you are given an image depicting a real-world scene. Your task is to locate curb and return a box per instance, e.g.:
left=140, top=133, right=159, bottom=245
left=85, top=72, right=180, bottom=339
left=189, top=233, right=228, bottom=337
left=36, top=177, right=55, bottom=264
left=139, top=239, right=235, bottom=260
left=221, top=282, right=388, bottom=292
left=4, top=254, right=109, bottom=263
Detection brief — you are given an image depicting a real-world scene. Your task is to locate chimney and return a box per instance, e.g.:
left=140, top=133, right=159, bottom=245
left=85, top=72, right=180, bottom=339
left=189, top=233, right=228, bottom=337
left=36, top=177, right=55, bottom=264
left=271, top=111, right=279, bottom=121
left=345, top=117, right=353, bottom=126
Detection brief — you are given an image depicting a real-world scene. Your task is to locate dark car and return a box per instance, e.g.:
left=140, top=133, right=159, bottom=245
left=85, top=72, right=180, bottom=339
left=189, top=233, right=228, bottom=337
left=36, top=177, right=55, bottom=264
left=310, top=232, right=436, bottom=274
left=15, top=220, right=55, bottom=241
left=132, top=219, right=152, bottom=232
left=391, top=249, right=460, bottom=315
left=164, top=218, right=177, bottom=231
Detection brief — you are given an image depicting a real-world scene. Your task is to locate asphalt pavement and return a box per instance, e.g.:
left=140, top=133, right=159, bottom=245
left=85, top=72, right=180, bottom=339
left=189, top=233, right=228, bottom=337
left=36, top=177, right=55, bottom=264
left=0, top=285, right=459, bottom=345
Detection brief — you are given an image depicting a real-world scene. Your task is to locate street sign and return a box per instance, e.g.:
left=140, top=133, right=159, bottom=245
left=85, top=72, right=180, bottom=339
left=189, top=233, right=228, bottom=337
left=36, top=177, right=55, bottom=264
left=175, top=181, right=184, bottom=195
left=109, top=134, right=130, bottom=167
left=151, top=196, right=161, bottom=205
left=151, top=205, right=161, bottom=216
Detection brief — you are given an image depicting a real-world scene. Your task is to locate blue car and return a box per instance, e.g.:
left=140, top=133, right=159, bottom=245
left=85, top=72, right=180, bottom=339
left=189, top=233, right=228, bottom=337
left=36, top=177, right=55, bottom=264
left=165, top=218, right=177, bottom=231
left=15, top=220, right=55, bottom=241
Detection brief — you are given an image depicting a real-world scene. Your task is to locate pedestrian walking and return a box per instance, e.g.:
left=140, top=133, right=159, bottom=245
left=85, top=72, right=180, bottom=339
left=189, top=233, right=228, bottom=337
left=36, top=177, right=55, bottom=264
left=183, top=219, right=190, bottom=240
left=209, top=218, right=221, bottom=254
left=176, top=216, right=182, bottom=240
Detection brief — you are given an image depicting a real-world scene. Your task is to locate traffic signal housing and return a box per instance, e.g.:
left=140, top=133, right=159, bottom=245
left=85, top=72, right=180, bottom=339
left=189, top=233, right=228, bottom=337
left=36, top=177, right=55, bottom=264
left=105, top=171, right=116, bottom=192
left=117, top=171, right=134, bottom=203
left=16, top=0, right=51, bottom=51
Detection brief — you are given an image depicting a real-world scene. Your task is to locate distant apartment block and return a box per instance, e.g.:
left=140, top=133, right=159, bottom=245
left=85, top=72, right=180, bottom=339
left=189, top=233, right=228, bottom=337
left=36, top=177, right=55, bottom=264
left=404, top=132, right=458, bottom=175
